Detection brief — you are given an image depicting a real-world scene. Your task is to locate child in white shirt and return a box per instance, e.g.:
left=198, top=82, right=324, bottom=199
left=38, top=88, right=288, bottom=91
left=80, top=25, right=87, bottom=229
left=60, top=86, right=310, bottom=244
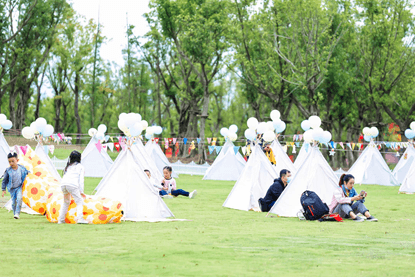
left=160, top=166, right=197, bottom=199
left=58, top=151, right=88, bottom=224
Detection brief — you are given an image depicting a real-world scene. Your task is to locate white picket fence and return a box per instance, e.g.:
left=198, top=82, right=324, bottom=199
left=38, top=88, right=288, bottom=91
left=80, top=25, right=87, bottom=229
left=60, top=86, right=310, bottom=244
left=51, top=156, right=211, bottom=176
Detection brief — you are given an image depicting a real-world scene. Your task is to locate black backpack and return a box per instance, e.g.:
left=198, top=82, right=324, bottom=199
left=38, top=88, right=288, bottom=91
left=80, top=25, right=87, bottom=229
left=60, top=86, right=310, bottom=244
left=300, top=190, right=329, bottom=220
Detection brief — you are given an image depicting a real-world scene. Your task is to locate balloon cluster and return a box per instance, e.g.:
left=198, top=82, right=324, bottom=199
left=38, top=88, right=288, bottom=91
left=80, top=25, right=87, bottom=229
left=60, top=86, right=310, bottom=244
left=301, top=115, right=332, bottom=144
left=144, top=125, right=163, bottom=140
left=362, top=126, right=379, bottom=142
left=0, top=114, right=13, bottom=131
left=244, top=110, right=286, bottom=142
left=220, top=125, right=238, bottom=142
left=404, top=122, right=415, bottom=139
left=117, top=113, right=148, bottom=137
left=21, top=118, right=54, bottom=140
left=88, top=124, right=108, bottom=141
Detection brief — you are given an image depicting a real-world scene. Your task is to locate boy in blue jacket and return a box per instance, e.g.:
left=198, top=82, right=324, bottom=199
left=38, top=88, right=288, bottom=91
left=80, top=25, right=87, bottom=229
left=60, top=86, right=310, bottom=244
left=1, top=153, right=29, bottom=219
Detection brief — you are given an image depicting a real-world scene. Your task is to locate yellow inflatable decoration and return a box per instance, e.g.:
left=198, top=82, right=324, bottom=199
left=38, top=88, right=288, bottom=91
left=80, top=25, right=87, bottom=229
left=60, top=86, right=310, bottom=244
left=19, top=147, right=123, bottom=224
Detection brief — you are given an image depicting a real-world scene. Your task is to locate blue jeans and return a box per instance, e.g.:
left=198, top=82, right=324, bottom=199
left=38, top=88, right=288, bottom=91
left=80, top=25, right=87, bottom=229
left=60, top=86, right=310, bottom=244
left=159, top=189, right=189, bottom=197
left=171, top=189, right=189, bottom=197
left=10, top=186, right=23, bottom=215
left=333, top=200, right=369, bottom=218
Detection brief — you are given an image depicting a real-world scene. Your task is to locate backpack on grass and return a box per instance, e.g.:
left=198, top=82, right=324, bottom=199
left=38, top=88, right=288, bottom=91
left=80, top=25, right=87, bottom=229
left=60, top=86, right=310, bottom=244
left=300, top=190, right=329, bottom=220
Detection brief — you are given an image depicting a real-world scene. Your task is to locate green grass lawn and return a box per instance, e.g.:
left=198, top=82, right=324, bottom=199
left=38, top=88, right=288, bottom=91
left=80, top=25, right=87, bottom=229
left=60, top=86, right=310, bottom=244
left=1, top=173, right=414, bottom=277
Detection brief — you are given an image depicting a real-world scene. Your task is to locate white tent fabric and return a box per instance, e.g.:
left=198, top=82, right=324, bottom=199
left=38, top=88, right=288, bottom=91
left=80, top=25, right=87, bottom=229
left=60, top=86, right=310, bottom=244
left=82, top=137, right=113, bottom=177
left=399, top=160, right=415, bottom=193
left=203, top=141, right=246, bottom=181
left=268, top=145, right=339, bottom=217
left=95, top=147, right=174, bottom=221
left=35, top=143, right=61, bottom=182
left=348, top=142, right=399, bottom=186
left=334, top=168, right=348, bottom=179
left=223, top=144, right=279, bottom=211
left=132, top=139, right=164, bottom=182
left=393, top=144, right=415, bottom=184
left=271, top=140, right=296, bottom=174
left=0, top=133, right=10, bottom=176
left=294, top=142, right=310, bottom=169
left=145, top=140, right=178, bottom=178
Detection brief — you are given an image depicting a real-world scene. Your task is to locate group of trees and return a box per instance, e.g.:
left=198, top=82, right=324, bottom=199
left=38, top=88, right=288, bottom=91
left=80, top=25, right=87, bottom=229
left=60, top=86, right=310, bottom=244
left=1, top=0, right=415, bottom=161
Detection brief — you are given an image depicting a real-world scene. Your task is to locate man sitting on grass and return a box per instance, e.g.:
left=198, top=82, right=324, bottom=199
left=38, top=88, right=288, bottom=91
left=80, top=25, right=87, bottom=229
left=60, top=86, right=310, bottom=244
left=258, top=169, right=291, bottom=212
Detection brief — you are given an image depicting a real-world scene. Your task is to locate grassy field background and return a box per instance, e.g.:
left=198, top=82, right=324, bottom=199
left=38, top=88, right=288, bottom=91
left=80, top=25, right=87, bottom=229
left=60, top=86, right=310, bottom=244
left=0, top=149, right=414, bottom=276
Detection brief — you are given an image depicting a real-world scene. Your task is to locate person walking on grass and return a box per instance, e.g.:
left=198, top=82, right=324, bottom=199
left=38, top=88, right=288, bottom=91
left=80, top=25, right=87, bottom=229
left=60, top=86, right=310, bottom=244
left=57, top=151, right=88, bottom=224
left=1, top=153, right=29, bottom=219
left=328, top=174, right=378, bottom=222
left=159, top=166, right=197, bottom=199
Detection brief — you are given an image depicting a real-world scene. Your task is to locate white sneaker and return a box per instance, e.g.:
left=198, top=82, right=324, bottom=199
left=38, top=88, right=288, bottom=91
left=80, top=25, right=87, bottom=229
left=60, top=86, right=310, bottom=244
left=189, top=190, right=197, bottom=199
left=57, top=221, right=65, bottom=224
left=163, top=195, right=173, bottom=199
left=13, top=214, right=19, bottom=219
left=77, top=219, right=89, bottom=224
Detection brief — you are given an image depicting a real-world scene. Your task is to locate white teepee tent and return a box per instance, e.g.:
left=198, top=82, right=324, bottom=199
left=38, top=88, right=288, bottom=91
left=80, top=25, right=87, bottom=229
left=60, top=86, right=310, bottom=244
left=145, top=140, right=178, bottom=178
left=34, top=143, right=61, bottom=181
left=95, top=147, right=174, bottom=221
left=268, top=145, right=339, bottom=217
left=393, top=144, right=415, bottom=184
left=270, top=140, right=296, bottom=174
left=348, top=142, right=399, bottom=186
left=399, top=160, right=415, bottom=193
left=294, top=142, right=311, bottom=168
left=131, top=139, right=164, bottom=182
left=0, top=133, right=11, bottom=175
left=223, top=144, right=279, bottom=211
left=203, top=141, right=246, bottom=181
left=82, top=136, right=113, bottom=177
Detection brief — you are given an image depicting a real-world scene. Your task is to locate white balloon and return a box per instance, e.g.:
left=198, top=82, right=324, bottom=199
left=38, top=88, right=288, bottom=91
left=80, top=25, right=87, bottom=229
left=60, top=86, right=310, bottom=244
left=301, top=120, right=311, bottom=131
left=119, top=113, right=127, bottom=121
left=308, top=115, right=321, bottom=129
left=228, top=132, right=237, bottom=142
left=244, top=129, right=256, bottom=140
left=263, top=130, right=275, bottom=142
left=124, top=113, right=137, bottom=128
left=229, top=124, right=238, bottom=133
left=0, top=120, right=12, bottom=130
left=220, top=127, right=229, bottom=137
left=275, top=121, right=286, bottom=133
left=117, top=120, right=126, bottom=132
left=141, top=120, right=148, bottom=130
left=30, top=122, right=38, bottom=133
left=22, top=127, right=35, bottom=140
left=135, top=113, right=142, bottom=123
left=36, top=117, right=47, bottom=133
left=362, top=127, right=370, bottom=136
left=0, top=114, right=6, bottom=123
left=266, top=121, right=274, bottom=131
left=97, top=124, right=107, bottom=134
left=303, top=129, right=314, bottom=143
left=88, top=128, right=97, bottom=137
left=321, top=131, right=332, bottom=143
left=257, top=122, right=268, bottom=134
left=370, top=127, right=379, bottom=137
left=147, top=127, right=155, bottom=135
left=270, top=110, right=281, bottom=121
left=96, top=131, right=105, bottom=140
left=43, top=124, right=54, bottom=137
left=154, top=126, right=163, bottom=135
left=313, top=128, right=325, bottom=142
left=130, top=122, right=143, bottom=136
left=410, top=121, right=415, bottom=131
left=247, top=117, right=259, bottom=129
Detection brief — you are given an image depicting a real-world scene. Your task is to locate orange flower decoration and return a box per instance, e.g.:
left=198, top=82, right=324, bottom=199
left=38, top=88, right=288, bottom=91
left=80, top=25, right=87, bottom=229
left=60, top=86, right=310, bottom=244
left=29, top=167, right=49, bottom=180
left=26, top=183, right=46, bottom=201
left=32, top=202, right=47, bottom=215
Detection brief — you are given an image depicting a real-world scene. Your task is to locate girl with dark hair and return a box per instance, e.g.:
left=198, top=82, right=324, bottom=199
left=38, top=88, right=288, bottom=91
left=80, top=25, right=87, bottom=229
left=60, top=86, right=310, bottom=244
left=159, top=166, right=197, bottom=199
left=328, top=174, right=377, bottom=222
left=58, top=150, right=88, bottom=224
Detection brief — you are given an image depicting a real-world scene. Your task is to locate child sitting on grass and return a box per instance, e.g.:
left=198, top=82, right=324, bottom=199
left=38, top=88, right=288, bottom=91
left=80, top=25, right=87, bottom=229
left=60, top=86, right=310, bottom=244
left=58, top=151, right=88, bottom=224
left=1, top=152, right=29, bottom=219
left=159, top=166, right=197, bottom=199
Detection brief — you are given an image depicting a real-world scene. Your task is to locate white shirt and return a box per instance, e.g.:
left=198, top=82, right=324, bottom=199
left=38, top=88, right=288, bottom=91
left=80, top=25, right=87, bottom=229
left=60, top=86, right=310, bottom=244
left=61, top=163, right=85, bottom=193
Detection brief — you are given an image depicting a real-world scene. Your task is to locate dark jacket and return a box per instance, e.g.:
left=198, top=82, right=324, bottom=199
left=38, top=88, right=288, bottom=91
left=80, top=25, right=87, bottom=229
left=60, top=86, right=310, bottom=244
left=262, top=178, right=286, bottom=209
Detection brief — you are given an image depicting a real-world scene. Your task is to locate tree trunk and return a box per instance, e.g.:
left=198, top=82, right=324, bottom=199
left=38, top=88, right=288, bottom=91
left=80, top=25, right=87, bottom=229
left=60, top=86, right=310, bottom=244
left=74, top=71, right=82, bottom=144
left=198, top=86, right=210, bottom=163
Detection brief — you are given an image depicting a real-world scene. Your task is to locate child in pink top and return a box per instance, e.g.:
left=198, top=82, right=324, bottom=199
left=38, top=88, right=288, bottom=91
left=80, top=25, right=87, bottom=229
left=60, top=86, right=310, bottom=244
left=159, top=166, right=197, bottom=199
